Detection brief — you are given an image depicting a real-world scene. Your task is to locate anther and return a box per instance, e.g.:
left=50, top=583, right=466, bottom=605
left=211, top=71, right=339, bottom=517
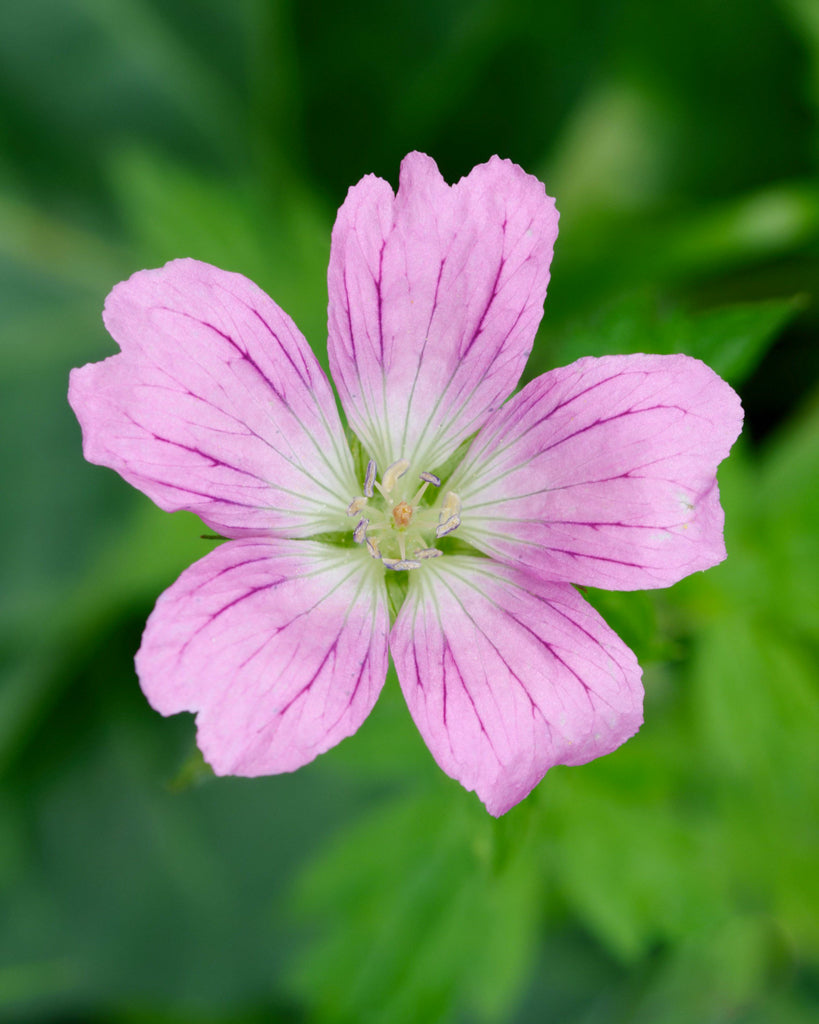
left=436, top=491, right=462, bottom=538
left=436, top=515, right=461, bottom=538
left=353, top=518, right=369, bottom=543
left=381, top=458, right=410, bottom=493
left=363, top=459, right=377, bottom=498
left=410, top=469, right=440, bottom=506
left=439, top=491, right=461, bottom=520
left=366, top=536, right=381, bottom=559
left=414, top=547, right=442, bottom=560
left=347, top=496, right=367, bottom=516
left=382, top=557, right=422, bottom=571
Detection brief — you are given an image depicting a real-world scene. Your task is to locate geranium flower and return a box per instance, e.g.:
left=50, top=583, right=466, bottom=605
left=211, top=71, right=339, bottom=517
left=68, top=153, right=742, bottom=815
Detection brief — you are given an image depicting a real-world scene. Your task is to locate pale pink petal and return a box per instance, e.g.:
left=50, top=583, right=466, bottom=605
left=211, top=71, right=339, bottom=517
left=451, top=354, right=744, bottom=590
left=327, top=152, right=559, bottom=473
left=137, top=538, right=388, bottom=775
left=69, top=259, right=357, bottom=537
left=390, top=557, right=643, bottom=816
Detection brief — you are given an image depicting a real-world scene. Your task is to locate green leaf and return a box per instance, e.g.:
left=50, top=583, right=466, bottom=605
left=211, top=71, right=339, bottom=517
left=665, top=296, right=804, bottom=383
left=628, top=915, right=778, bottom=1024
left=540, top=291, right=800, bottom=386
left=546, top=782, right=723, bottom=962
left=756, top=393, right=819, bottom=639
left=538, top=291, right=660, bottom=369
left=290, top=793, right=542, bottom=1024
left=107, top=147, right=331, bottom=361
left=578, top=587, right=670, bottom=665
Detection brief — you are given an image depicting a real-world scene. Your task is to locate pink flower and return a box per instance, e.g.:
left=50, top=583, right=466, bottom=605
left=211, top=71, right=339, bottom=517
left=68, top=153, right=743, bottom=816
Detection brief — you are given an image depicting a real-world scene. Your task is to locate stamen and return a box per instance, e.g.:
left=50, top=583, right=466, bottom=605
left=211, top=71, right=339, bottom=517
left=415, top=547, right=442, bottom=560
left=382, top=557, right=422, bottom=571
left=363, top=459, right=377, bottom=498
left=381, top=458, right=410, bottom=493
left=410, top=483, right=427, bottom=505
left=410, top=471, right=440, bottom=507
left=365, top=521, right=389, bottom=533
left=436, top=514, right=461, bottom=538
left=436, top=491, right=462, bottom=539
left=346, top=461, right=456, bottom=568
left=439, top=491, right=461, bottom=521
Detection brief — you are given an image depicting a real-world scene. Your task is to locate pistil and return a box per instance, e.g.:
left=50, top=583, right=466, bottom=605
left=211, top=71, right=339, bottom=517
left=392, top=501, right=413, bottom=529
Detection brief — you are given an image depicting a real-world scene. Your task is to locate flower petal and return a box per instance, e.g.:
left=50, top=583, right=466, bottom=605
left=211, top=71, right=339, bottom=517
left=390, top=557, right=643, bottom=816
left=451, top=354, right=744, bottom=590
left=137, top=538, right=388, bottom=776
left=327, top=153, right=559, bottom=472
left=69, top=259, right=357, bottom=537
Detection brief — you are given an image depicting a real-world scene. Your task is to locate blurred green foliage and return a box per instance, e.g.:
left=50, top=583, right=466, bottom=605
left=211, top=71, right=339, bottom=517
left=1, top=0, right=817, bottom=1022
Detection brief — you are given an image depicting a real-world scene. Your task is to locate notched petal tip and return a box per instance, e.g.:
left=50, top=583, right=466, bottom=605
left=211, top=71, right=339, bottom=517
left=73, top=258, right=356, bottom=537
left=395, top=152, right=450, bottom=209
left=391, top=559, right=644, bottom=815
left=137, top=538, right=389, bottom=778
left=456, top=352, right=744, bottom=591
left=328, top=151, right=561, bottom=470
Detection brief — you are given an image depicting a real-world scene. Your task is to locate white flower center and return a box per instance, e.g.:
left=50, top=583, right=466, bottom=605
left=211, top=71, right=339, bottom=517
left=345, top=459, right=461, bottom=570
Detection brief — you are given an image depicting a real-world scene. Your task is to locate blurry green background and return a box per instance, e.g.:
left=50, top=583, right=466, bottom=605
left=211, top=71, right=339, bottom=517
left=2, top=0, right=818, bottom=1021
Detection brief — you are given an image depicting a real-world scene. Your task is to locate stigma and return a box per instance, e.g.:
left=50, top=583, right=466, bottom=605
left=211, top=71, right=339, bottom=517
left=345, top=458, right=461, bottom=570
left=392, top=501, right=413, bottom=529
